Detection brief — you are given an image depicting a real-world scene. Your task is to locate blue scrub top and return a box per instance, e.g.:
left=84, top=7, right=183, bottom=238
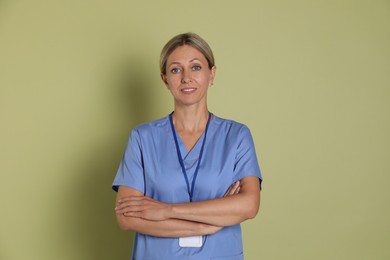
left=113, top=114, right=262, bottom=260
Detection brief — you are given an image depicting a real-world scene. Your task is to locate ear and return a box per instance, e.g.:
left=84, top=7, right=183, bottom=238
left=160, top=73, right=169, bottom=88
left=209, top=65, right=216, bottom=86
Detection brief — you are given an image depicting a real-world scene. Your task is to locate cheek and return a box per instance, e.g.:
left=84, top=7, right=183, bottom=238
left=198, top=74, right=212, bottom=85
left=166, top=76, right=178, bottom=85
left=166, top=78, right=181, bottom=91
left=193, top=71, right=208, bottom=80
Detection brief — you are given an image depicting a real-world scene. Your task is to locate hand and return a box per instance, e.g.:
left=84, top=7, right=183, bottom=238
left=224, top=180, right=241, bottom=197
left=115, top=195, right=171, bottom=221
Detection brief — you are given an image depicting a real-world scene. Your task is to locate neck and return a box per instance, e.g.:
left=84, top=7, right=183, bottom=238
left=172, top=104, right=209, bottom=132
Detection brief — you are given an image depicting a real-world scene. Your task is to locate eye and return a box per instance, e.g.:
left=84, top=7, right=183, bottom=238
left=192, top=65, right=201, bottom=71
left=171, top=67, right=181, bottom=74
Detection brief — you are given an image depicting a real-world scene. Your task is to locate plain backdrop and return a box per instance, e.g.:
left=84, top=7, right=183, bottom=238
left=0, top=0, right=389, bottom=259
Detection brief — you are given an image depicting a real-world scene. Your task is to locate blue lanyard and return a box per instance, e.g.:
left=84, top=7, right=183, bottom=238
left=169, top=112, right=211, bottom=202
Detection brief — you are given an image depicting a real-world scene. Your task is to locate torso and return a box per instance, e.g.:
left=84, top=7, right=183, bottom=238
left=113, top=114, right=262, bottom=259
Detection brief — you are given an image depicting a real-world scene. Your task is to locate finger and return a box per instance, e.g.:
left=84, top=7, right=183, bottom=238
left=232, top=181, right=241, bottom=194
left=115, top=199, right=150, bottom=211
left=224, top=181, right=237, bottom=196
left=117, top=197, right=156, bottom=208
left=229, top=181, right=240, bottom=195
left=116, top=200, right=142, bottom=209
left=117, top=196, right=148, bottom=203
left=224, top=188, right=231, bottom=197
left=115, top=205, right=146, bottom=214
left=123, top=211, right=143, bottom=218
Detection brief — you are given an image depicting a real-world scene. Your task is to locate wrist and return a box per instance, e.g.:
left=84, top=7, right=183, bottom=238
left=166, top=203, right=175, bottom=219
left=168, top=203, right=181, bottom=219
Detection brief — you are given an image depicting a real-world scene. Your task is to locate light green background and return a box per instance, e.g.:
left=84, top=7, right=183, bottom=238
left=1, top=0, right=389, bottom=259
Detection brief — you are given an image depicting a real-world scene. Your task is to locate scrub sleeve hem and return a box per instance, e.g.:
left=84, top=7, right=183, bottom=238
left=112, top=183, right=144, bottom=194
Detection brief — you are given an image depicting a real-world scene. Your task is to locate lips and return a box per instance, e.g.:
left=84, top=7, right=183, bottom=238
left=181, top=87, right=196, bottom=94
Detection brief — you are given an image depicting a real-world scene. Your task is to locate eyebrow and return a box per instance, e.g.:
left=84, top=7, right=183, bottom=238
left=189, top=58, right=201, bottom=63
left=168, top=58, right=202, bottom=67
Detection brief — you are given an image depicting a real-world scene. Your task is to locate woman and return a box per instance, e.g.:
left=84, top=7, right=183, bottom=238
left=113, top=32, right=262, bottom=260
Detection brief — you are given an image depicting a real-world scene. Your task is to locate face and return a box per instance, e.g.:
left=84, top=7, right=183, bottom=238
left=161, top=45, right=216, bottom=108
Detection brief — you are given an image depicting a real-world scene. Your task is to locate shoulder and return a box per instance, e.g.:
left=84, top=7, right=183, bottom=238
left=132, top=115, right=170, bottom=135
left=125, top=116, right=170, bottom=147
left=212, top=114, right=252, bottom=135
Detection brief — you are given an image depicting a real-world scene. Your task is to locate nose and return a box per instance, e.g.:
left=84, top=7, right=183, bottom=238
left=181, top=69, right=192, bottom=84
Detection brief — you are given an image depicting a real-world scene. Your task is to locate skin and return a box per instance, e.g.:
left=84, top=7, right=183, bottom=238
left=115, top=45, right=261, bottom=237
left=115, top=181, right=241, bottom=237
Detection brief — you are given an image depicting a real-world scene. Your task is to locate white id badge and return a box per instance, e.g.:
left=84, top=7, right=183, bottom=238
left=179, top=236, right=203, bottom=247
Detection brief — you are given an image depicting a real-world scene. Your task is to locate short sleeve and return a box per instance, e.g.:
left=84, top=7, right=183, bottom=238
left=112, top=129, right=145, bottom=193
left=233, top=126, right=263, bottom=189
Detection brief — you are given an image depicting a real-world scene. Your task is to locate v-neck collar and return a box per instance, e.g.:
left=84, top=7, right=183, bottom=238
left=176, top=131, right=206, bottom=161
left=168, top=113, right=214, bottom=161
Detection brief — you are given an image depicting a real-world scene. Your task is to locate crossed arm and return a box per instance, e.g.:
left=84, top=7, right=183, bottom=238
left=115, top=176, right=260, bottom=238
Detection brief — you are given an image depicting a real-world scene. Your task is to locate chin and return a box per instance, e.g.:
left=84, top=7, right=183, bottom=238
left=176, top=99, right=206, bottom=107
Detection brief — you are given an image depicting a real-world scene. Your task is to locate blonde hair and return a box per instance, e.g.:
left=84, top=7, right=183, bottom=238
left=160, top=32, right=215, bottom=75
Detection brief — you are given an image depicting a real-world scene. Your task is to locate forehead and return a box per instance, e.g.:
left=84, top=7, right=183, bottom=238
left=167, top=45, right=207, bottom=65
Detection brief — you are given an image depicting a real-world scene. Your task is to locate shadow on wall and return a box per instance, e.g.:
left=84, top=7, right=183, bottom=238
left=60, top=55, right=156, bottom=259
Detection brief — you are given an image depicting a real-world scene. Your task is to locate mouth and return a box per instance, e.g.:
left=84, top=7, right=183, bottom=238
left=181, top=87, right=197, bottom=94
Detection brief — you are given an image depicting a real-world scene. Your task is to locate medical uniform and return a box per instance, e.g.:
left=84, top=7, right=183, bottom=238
left=113, top=114, right=262, bottom=260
